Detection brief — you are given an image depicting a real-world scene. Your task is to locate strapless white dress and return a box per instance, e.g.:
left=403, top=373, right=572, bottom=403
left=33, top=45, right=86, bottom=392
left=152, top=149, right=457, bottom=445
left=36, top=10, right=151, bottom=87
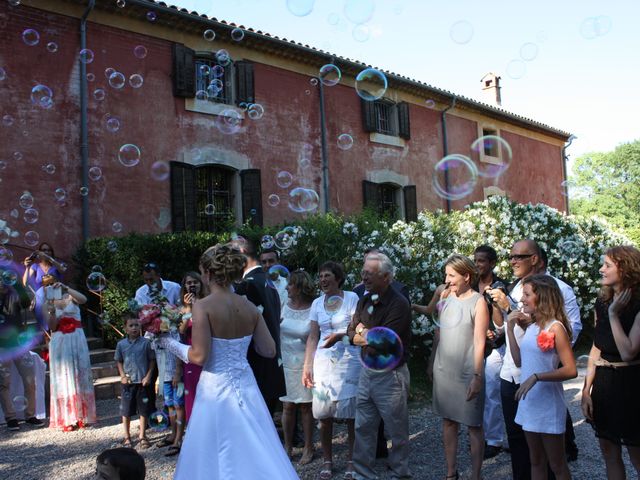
left=174, top=335, right=299, bottom=479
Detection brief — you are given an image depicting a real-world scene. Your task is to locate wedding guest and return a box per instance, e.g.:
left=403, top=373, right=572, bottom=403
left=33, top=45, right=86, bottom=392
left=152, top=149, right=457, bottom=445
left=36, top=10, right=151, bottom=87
left=346, top=252, right=413, bottom=480
left=178, top=272, right=206, bottom=424
left=134, top=262, right=181, bottom=306
left=44, top=281, right=96, bottom=430
left=511, top=274, right=576, bottom=480
left=582, top=246, right=640, bottom=478
left=96, top=447, right=146, bottom=480
left=22, top=242, right=66, bottom=293
left=0, top=281, right=43, bottom=430
left=260, top=249, right=289, bottom=310
left=115, top=315, right=155, bottom=449
left=303, top=261, right=360, bottom=480
left=428, top=254, right=489, bottom=480
left=280, top=270, right=316, bottom=464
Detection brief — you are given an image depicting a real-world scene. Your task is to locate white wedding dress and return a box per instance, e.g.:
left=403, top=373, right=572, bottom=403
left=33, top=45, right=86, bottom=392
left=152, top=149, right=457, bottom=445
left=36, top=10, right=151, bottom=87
left=174, top=335, right=299, bottom=480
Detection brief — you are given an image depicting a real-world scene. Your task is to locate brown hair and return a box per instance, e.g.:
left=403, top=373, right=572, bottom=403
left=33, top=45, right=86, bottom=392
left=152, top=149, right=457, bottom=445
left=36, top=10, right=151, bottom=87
left=599, top=245, right=640, bottom=303
left=180, top=271, right=206, bottom=300
left=319, top=261, right=346, bottom=288
left=288, top=270, right=317, bottom=303
left=444, top=254, right=478, bottom=286
left=522, top=274, right=572, bottom=337
left=199, top=243, right=247, bottom=287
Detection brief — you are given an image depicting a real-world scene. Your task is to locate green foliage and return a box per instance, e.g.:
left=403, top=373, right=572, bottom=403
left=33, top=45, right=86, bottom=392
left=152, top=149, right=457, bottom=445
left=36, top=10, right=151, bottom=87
left=570, top=140, right=640, bottom=245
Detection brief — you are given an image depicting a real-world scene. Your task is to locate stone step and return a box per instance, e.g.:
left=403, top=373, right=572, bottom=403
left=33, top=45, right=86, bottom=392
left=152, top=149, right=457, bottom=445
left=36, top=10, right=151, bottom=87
left=89, top=348, right=115, bottom=365
left=86, top=336, right=104, bottom=350
left=94, top=376, right=122, bottom=401
left=91, top=361, right=119, bottom=380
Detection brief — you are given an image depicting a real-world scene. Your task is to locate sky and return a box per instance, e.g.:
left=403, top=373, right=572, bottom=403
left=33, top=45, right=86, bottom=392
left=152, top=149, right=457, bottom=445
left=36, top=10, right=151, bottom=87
left=169, top=0, right=640, bottom=168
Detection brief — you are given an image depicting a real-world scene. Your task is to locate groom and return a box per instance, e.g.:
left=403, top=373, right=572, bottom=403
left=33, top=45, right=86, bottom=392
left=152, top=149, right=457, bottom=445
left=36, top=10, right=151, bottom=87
left=232, top=238, right=286, bottom=414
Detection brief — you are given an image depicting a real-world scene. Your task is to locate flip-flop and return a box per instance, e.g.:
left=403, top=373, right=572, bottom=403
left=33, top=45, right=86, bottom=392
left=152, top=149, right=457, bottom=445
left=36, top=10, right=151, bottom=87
left=164, top=445, right=181, bottom=457
left=138, top=438, right=151, bottom=449
left=156, top=438, right=173, bottom=448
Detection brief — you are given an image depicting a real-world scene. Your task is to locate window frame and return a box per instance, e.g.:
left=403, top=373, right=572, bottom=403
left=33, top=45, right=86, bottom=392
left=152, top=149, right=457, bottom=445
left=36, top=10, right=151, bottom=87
left=476, top=124, right=505, bottom=167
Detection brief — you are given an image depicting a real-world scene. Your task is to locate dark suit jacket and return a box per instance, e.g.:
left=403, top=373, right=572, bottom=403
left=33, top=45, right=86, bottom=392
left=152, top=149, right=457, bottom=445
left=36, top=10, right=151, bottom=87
left=353, top=280, right=411, bottom=304
left=234, top=266, right=286, bottom=401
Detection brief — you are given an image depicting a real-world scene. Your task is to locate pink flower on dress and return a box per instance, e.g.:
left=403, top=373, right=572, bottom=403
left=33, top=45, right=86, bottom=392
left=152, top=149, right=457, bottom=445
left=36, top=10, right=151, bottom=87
left=537, top=330, right=555, bottom=352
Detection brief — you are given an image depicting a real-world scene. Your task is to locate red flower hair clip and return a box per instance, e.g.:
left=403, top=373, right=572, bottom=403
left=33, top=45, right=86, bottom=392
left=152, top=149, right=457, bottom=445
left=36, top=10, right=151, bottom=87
left=537, top=330, right=555, bottom=352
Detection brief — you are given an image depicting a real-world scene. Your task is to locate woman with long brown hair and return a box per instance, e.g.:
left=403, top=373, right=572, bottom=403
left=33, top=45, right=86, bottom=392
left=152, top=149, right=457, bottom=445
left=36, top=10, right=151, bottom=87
left=582, top=246, right=640, bottom=479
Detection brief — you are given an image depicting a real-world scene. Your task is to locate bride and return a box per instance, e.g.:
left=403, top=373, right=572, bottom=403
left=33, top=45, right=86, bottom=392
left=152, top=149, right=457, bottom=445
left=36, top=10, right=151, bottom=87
left=161, top=243, right=299, bottom=479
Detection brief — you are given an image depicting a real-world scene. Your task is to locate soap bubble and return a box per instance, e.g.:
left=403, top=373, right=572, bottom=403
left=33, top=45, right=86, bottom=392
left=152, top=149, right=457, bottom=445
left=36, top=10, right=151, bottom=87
left=286, top=0, right=314, bottom=17
left=31, top=84, right=53, bottom=109
left=274, top=230, right=294, bottom=250
left=43, top=164, right=56, bottom=174
left=247, top=103, right=264, bottom=120
left=288, top=188, right=320, bottom=213
left=93, top=88, right=105, bottom=101
left=112, top=221, right=123, bottom=233
left=506, top=59, right=526, bottom=79
left=215, top=109, right=242, bottom=135
left=470, top=135, right=513, bottom=178
left=276, top=171, right=293, bottom=189
left=108, top=71, right=126, bottom=89
left=91, top=265, right=102, bottom=273
left=267, top=194, right=280, bottom=207
left=2, top=270, right=18, bottom=286
left=203, top=29, right=216, bottom=41
left=231, top=28, right=244, bottom=41
left=107, top=240, right=118, bottom=252
left=24, top=231, right=39, bottom=247
left=46, top=42, right=58, bottom=53
left=425, top=99, right=435, bottom=108
left=204, top=204, right=215, bottom=215
left=449, top=20, right=474, bottom=44
left=0, top=161, right=6, bottom=170
left=146, top=11, right=156, bottom=22
left=2, top=115, right=13, bottom=126
left=519, top=42, right=539, bottom=61
left=355, top=68, right=387, bottom=101
left=0, top=247, right=13, bottom=263
left=344, top=0, right=374, bottom=24
left=432, top=154, right=478, bottom=201
left=268, top=264, right=290, bottom=280
left=361, top=327, right=403, bottom=371
left=195, top=90, right=207, bottom=101
left=129, top=74, right=144, bottom=88
left=149, top=410, right=169, bottom=430
left=325, top=295, right=343, bottom=313
left=559, top=240, right=581, bottom=260
left=576, top=355, right=589, bottom=368
left=19, top=192, right=34, bottom=209
left=54, top=188, right=67, bottom=201
left=86, top=272, right=106, bottom=292
left=260, top=235, right=275, bottom=249
left=23, top=208, right=39, bottom=224
left=352, top=24, right=370, bottom=42
left=133, top=45, right=147, bottom=59
left=116, top=0, right=125, bottom=7
left=337, top=133, right=354, bottom=150
left=22, top=29, right=39, bottom=46
left=104, top=67, right=115, bottom=78
left=319, top=64, right=341, bottom=87
left=151, top=161, right=169, bottom=181
left=0, top=68, right=5, bottom=81
left=105, top=115, right=120, bottom=133
left=0, top=325, right=42, bottom=363
left=118, top=144, right=141, bottom=167
left=79, top=48, right=94, bottom=64
left=580, top=16, right=612, bottom=40
left=14, top=152, right=23, bottom=161
left=89, top=166, right=102, bottom=181
left=211, top=65, right=224, bottom=78
left=215, top=49, right=231, bottom=66
left=79, top=186, right=89, bottom=196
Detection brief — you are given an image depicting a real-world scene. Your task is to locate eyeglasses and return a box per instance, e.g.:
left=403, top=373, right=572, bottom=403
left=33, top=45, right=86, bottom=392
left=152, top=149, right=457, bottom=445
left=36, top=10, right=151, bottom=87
left=508, top=254, right=534, bottom=262
left=360, top=270, right=380, bottom=278
left=143, top=262, right=158, bottom=271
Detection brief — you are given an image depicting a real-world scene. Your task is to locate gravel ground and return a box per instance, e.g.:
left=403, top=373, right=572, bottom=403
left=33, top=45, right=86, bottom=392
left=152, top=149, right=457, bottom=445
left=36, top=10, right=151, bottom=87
left=0, top=367, right=635, bottom=479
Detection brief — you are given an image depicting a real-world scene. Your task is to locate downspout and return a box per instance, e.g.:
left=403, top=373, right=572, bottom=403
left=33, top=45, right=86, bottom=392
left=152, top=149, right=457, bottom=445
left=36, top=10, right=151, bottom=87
left=318, top=78, right=330, bottom=213
left=80, top=0, right=95, bottom=243
left=440, top=95, right=457, bottom=213
left=561, top=134, right=576, bottom=214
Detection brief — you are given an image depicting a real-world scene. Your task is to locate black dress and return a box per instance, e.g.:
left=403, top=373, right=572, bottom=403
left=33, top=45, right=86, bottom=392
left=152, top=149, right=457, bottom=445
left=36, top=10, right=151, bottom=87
left=591, top=295, right=640, bottom=446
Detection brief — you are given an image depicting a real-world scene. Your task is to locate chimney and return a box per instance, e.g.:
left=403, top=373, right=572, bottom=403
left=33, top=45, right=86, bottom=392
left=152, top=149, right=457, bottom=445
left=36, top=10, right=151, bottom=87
left=480, top=72, right=502, bottom=106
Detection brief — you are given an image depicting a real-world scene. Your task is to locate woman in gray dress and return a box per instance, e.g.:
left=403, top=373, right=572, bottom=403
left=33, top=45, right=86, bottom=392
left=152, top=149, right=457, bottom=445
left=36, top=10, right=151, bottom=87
left=427, top=254, right=490, bottom=480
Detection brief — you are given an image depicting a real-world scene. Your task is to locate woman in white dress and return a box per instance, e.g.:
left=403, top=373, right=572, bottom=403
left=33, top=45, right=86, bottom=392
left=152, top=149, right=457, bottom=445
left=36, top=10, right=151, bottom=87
left=280, top=270, right=317, bottom=464
left=302, top=261, right=361, bottom=480
left=160, top=244, right=299, bottom=480
left=511, top=274, right=577, bottom=480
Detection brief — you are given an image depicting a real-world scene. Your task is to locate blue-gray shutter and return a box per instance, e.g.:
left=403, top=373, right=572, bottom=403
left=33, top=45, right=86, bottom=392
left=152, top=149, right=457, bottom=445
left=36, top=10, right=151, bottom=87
left=240, top=169, right=262, bottom=226
left=398, top=101, right=411, bottom=139
left=362, top=180, right=380, bottom=212
left=172, top=43, right=196, bottom=98
left=170, top=161, right=197, bottom=231
left=361, top=98, right=377, bottom=132
left=403, top=185, right=417, bottom=222
left=235, top=61, right=255, bottom=105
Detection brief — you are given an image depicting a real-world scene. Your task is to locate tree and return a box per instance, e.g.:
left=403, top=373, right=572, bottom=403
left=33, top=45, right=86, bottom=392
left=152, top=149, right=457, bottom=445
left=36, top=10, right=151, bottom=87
left=570, top=140, right=640, bottom=245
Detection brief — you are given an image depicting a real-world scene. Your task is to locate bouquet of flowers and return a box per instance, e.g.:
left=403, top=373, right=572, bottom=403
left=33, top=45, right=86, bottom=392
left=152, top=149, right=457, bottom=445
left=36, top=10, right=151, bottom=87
left=137, top=302, right=182, bottom=337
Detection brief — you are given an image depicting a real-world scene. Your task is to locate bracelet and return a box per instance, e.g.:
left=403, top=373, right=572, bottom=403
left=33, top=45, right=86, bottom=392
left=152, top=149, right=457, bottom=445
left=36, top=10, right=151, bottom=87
left=533, top=373, right=539, bottom=381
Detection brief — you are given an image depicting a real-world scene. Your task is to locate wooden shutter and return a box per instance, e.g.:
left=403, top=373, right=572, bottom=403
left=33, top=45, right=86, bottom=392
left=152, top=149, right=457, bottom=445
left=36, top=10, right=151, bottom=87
left=403, top=185, right=417, bottom=222
left=362, top=180, right=380, bottom=212
left=235, top=61, right=255, bottom=105
left=170, top=161, right=197, bottom=232
left=172, top=43, right=196, bottom=98
left=398, top=101, right=411, bottom=140
left=361, top=97, right=377, bottom=133
left=240, top=169, right=262, bottom=226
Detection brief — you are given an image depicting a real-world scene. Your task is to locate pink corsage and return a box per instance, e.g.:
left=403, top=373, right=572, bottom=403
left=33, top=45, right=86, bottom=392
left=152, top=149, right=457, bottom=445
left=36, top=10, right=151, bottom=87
left=537, top=330, right=555, bottom=352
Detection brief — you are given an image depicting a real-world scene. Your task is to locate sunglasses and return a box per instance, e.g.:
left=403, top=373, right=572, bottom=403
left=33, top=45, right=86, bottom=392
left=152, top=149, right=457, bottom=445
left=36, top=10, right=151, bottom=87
left=508, top=254, right=535, bottom=262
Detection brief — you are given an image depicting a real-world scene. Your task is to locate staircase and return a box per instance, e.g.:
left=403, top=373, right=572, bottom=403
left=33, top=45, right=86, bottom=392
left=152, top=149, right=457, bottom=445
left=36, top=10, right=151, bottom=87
left=86, top=336, right=122, bottom=400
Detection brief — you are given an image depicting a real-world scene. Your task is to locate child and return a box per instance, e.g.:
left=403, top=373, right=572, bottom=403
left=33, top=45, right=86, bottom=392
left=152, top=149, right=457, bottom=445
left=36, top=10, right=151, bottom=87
left=510, top=274, right=577, bottom=480
left=115, top=316, right=155, bottom=449
left=96, top=447, right=145, bottom=479
left=154, top=330, right=185, bottom=457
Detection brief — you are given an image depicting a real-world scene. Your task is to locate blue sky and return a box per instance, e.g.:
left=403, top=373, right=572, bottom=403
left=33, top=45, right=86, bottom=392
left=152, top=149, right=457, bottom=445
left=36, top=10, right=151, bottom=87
left=170, top=0, right=639, bottom=165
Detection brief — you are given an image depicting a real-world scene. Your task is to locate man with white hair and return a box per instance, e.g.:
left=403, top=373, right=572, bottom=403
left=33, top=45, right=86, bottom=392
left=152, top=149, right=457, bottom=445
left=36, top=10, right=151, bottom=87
left=347, top=253, right=412, bottom=479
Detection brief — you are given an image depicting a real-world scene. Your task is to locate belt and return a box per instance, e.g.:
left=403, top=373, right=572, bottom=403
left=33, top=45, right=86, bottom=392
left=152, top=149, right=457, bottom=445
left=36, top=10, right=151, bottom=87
left=595, top=358, right=640, bottom=369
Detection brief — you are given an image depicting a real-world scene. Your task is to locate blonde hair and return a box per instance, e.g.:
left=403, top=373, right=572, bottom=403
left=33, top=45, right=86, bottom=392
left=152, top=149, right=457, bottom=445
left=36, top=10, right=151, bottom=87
left=522, top=274, right=572, bottom=337
left=199, top=243, right=247, bottom=286
left=444, top=254, right=478, bottom=286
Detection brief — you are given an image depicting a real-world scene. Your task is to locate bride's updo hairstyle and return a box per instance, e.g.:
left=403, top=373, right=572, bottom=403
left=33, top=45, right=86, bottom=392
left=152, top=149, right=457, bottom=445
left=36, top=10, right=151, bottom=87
left=199, top=243, right=247, bottom=286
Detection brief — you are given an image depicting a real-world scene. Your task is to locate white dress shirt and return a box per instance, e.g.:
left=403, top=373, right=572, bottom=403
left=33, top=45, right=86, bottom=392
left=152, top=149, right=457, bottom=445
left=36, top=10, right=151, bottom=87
left=134, top=278, right=181, bottom=306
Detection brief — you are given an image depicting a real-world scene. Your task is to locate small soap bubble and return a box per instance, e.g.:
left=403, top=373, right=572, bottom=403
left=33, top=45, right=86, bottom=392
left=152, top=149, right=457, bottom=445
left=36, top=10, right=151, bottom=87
left=288, top=188, right=319, bottom=213
left=267, top=194, right=280, bottom=207
left=14, top=152, right=23, bottom=161
left=91, top=265, right=102, bottom=273
left=247, top=103, right=264, bottom=120
left=337, top=133, right=353, bottom=150
left=325, top=295, right=343, bottom=313
left=449, top=20, right=474, bottom=45
left=129, top=74, right=143, bottom=88
left=151, top=161, right=169, bottom=181
left=361, top=327, right=403, bottom=371
left=215, top=49, right=231, bottom=66
left=274, top=230, right=294, bottom=250
left=86, top=271, right=106, bottom=292
left=327, top=12, right=340, bottom=26
left=2, top=270, right=18, bottom=286
left=203, top=29, right=216, bottom=41
left=46, top=42, right=58, bottom=53
left=319, top=64, right=341, bottom=87
left=352, top=24, right=370, bottom=42
left=54, top=188, right=67, bottom=201
left=89, top=166, right=102, bottom=181
left=204, top=204, right=215, bottom=215
left=519, top=42, right=539, bottom=62
left=23, top=208, right=39, bottom=224
left=260, top=235, right=275, bottom=249
left=105, top=115, right=120, bottom=133
left=22, top=29, right=39, bottom=46
left=112, top=221, right=123, bottom=233
left=116, top=0, right=125, bottom=7
left=286, top=0, right=314, bottom=17
left=559, top=240, right=581, bottom=260
left=506, top=59, right=526, bottom=79
left=79, top=48, right=94, bottom=64
left=310, top=78, right=318, bottom=86
left=231, top=28, right=244, bottom=41
left=107, top=240, right=118, bottom=252
left=276, top=171, right=293, bottom=189
left=268, top=264, right=290, bottom=280
left=432, top=154, right=478, bottom=201
left=195, top=90, right=207, bottom=101
left=43, top=164, right=56, bottom=174
left=355, top=68, right=387, bottom=101
left=24, top=231, right=39, bottom=247
left=146, top=11, right=156, bottom=22
left=344, top=0, right=374, bottom=24
left=425, top=99, right=435, bottom=109
left=149, top=411, right=169, bottom=431
left=215, top=109, right=242, bottom=135
left=19, top=192, right=34, bottom=209
left=31, top=84, right=54, bottom=109
left=0, top=246, right=13, bottom=262
left=93, top=88, right=105, bottom=101
left=2, top=115, right=14, bottom=126
left=0, top=68, right=6, bottom=81
left=470, top=135, right=512, bottom=178
left=79, top=186, right=89, bottom=196
left=133, top=45, right=147, bottom=59
left=12, top=395, right=27, bottom=411
left=0, top=161, right=6, bottom=170
left=211, top=65, right=224, bottom=78
left=108, top=71, right=126, bottom=89
left=118, top=144, right=141, bottom=167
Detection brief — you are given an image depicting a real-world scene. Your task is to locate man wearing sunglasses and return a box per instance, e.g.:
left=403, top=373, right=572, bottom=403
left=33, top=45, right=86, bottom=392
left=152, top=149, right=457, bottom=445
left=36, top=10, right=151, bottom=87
left=134, top=263, right=181, bottom=307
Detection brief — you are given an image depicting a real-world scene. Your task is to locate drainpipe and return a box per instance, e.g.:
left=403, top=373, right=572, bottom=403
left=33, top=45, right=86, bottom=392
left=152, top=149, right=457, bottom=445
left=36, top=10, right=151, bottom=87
left=440, top=95, right=457, bottom=213
left=561, top=134, right=576, bottom=214
left=318, top=78, right=330, bottom=213
left=80, top=0, right=95, bottom=244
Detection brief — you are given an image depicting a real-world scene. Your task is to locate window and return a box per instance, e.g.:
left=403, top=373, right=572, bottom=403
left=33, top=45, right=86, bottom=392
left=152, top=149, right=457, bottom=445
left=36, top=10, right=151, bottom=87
left=379, top=183, right=399, bottom=217
left=170, top=162, right=263, bottom=232
left=362, top=181, right=417, bottom=222
left=362, top=99, right=410, bottom=140
left=195, top=58, right=233, bottom=105
left=482, top=128, right=499, bottom=157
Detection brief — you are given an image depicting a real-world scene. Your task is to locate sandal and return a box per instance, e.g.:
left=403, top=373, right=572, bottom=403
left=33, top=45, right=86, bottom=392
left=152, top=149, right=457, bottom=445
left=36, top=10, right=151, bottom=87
left=319, top=461, right=332, bottom=480
left=156, top=437, right=173, bottom=448
left=122, top=438, right=133, bottom=448
left=445, top=472, right=459, bottom=479
left=138, top=438, right=151, bottom=449
left=343, top=461, right=355, bottom=480
left=164, top=445, right=181, bottom=457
